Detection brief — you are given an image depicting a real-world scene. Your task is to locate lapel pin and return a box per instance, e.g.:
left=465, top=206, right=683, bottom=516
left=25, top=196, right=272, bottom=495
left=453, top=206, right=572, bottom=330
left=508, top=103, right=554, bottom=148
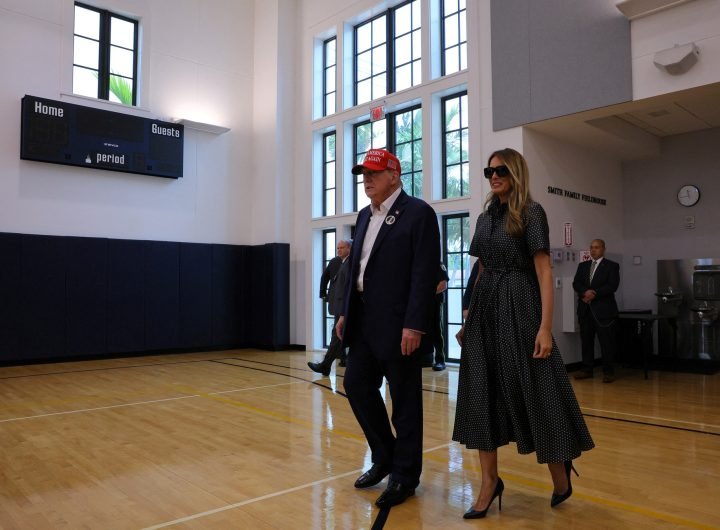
left=385, top=215, right=396, bottom=225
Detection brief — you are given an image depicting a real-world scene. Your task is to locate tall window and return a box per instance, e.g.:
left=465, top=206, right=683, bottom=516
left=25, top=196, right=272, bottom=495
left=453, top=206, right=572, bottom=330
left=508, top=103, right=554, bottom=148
left=353, top=105, right=423, bottom=211
left=393, top=105, right=423, bottom=197
left=441, top=0, right=467, bottom=75
left=355, top=14, right=387, bottom=106
left=322, top=229, right=337, bottom=347
left=323, top=38, right=337, bottom=116
left=443, top=213, right=470, bottom=361
left=442, top=91, right=469, bottom=198
left=354, top=0, right=421, bottom=106
left=393, top=0, right=422, bottom=92
left=73, top=3, right=138, bottom=105
left=353, top=119, right=387, bottom=211
left=323, top=132, right=336, bottom=216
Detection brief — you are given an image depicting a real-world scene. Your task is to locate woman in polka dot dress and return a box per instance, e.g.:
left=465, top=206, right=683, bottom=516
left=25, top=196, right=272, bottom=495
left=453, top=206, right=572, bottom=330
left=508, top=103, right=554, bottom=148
left=453, top=148, right=594, bottom=519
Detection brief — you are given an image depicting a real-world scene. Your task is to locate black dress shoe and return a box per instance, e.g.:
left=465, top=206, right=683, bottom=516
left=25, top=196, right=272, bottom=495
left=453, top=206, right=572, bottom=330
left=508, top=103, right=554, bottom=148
left=375, top=480, right=415, bottom=508
left=354, top=464, right=390, bottom=489
left=307, top=361, right=330, bottom=376
left=432, top=362, right=446, bottom=371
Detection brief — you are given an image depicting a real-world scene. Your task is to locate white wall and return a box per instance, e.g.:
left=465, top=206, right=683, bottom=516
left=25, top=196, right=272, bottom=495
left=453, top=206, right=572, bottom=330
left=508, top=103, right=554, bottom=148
left=0, top=0, right=255, bottom=244
left=631, top=0, right=720, bottom=100
left=622, top=127, right=720, bottom=311
left=523, top=130, right=625, bottom=363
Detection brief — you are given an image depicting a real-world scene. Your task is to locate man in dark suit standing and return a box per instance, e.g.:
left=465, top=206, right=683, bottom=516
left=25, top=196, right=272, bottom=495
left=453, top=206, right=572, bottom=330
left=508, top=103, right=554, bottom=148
left=426, top=263, right=449, bottom=371
left=336, top=149, right=440, bottom=508
left=309, top=239, right=352, bottom=375
left=572, top=239, right=620, bottom=383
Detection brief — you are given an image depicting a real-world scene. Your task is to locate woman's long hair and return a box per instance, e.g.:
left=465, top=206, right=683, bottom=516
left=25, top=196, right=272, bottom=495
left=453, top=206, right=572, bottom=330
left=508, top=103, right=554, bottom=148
left=483, top=148, right=532, bottom=237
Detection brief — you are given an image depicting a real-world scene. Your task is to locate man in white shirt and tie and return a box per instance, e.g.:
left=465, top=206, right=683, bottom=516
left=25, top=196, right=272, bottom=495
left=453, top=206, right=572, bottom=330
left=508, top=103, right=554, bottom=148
left=572, top=239, right=620, bottom=383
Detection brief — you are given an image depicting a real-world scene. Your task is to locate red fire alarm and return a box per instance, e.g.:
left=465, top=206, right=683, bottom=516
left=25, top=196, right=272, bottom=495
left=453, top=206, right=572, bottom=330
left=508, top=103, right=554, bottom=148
left=370, top=105, right=385, bottom=121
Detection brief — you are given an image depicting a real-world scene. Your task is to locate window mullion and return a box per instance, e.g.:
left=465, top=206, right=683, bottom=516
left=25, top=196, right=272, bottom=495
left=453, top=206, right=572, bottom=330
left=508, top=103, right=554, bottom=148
left=354, top=30, right=359, bottom=106
left=98, top=11, right=111, bottom=100
left=386, top=9, right=393, bottom=96
left=387, top=114, right=396, bottom=154
left=323, top=42, right=328, bottom=116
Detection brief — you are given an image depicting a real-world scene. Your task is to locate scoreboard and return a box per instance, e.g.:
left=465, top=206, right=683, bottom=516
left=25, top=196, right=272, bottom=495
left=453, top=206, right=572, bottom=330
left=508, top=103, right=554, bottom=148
left=20, top=95, right=183, bottom=179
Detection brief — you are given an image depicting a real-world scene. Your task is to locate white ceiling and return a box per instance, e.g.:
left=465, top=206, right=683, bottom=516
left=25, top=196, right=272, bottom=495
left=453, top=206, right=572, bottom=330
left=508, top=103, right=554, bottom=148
left=525, top=81, right=720, bottom=161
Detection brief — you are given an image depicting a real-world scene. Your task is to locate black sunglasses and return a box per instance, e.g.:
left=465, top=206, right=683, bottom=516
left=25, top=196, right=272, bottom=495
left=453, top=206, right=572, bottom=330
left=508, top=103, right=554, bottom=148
left=484, top=165, right=510, bottom=179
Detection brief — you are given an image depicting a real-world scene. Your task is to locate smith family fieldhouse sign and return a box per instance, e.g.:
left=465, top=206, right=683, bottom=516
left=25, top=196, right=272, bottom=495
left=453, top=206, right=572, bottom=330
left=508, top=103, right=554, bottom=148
left=547, top=186, right=606, bottom=206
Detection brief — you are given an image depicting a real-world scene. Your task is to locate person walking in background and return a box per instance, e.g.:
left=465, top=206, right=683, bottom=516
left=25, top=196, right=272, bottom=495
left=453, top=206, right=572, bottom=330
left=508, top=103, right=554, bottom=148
left=309, top=239, right=352, bottom=375
left=572, top=239, right=620, bottom=383
left=336, top=148, right=440, bottom=509
left=319, top=240, right=347, bottom=303
left=453, top=148, right=594, bottom=519
left=427, top=263, right=449, bottom=371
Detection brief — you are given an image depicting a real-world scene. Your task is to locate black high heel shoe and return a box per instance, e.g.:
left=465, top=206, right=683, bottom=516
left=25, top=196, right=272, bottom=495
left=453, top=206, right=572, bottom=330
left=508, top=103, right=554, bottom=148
left=550, top=461, right=579, bottom=507
left=463, top=477, right=504, bottom=519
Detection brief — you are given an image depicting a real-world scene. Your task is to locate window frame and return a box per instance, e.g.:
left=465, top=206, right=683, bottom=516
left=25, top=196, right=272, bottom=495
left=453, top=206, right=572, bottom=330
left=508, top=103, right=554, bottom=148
left=392, top=104, right=423, bottom=198
left=352, top=118, right=387, bottom=212
left=440, top=0, right=468, bottom=76
left=353, top=0, right=421, bottom=106
left=352, top=103, right=423, bottom=211
left=73, top=2, right=139, bottom=106
left=322, top=37, right=337, bottom=116
left=321, top=229, right=337, bottom=348
left=322, top=131, right=337, bottom=217
left=442, top=213, right=470, bottom=363
left=441, top=90, right=469, bottom=199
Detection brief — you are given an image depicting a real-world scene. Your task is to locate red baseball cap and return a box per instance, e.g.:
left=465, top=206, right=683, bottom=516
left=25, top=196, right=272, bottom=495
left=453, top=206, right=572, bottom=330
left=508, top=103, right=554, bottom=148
left=351, top=149, right=402, bottom=175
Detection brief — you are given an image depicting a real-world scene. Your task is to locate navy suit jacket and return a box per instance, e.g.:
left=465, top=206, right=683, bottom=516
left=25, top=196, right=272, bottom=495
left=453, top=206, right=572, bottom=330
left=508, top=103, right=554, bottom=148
left=340, top=190, right=440, bottom=359
left=572, top=258, right=620, bottom=321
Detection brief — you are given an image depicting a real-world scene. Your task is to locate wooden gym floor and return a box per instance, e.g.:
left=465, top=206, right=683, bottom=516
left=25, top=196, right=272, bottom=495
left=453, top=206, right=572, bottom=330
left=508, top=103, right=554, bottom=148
left=0, top=350, right=718, bottom=529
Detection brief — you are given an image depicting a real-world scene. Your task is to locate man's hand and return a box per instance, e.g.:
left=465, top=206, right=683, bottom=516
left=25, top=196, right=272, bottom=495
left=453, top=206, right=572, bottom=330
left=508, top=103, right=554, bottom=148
left=401, top=328, right=421, bottom=356
left=582, top=289, right=596, bottom=303
left=335, top=316, right=345, bottom=340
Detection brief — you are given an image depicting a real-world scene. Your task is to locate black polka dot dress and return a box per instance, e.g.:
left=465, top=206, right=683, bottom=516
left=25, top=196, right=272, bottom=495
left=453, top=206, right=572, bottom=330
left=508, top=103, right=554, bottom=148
left=452, top=199, right=594, bottom=463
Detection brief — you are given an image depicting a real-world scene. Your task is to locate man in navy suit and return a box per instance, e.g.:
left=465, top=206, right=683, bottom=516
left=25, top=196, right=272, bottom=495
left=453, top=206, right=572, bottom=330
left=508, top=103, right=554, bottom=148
left=572, top=239, right=620, bottom=383
left=336, top=148, right=440, bottom=508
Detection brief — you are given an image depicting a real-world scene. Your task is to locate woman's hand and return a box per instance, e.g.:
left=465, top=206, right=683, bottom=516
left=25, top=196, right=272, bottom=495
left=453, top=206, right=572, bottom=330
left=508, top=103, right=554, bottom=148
left=456, top=325, right=465, bottom=346
left=533, top=328, right=553, bottom=358
left=335, top=316, right=344, bottom=340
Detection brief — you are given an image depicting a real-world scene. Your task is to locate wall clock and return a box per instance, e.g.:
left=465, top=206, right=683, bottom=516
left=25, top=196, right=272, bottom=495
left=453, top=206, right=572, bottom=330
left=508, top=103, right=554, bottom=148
left=677, top=185, right=700, bottom=207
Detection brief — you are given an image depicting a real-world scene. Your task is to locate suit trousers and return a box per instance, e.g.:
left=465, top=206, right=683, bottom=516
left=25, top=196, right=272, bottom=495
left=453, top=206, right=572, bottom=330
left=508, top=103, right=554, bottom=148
left=579, top=312, right=616, bottom=375
left=428, top=299, right=445, bottom=364
left=343, top=302, right=424, bottom=487
left=319, top=316, right=345, bottom=369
